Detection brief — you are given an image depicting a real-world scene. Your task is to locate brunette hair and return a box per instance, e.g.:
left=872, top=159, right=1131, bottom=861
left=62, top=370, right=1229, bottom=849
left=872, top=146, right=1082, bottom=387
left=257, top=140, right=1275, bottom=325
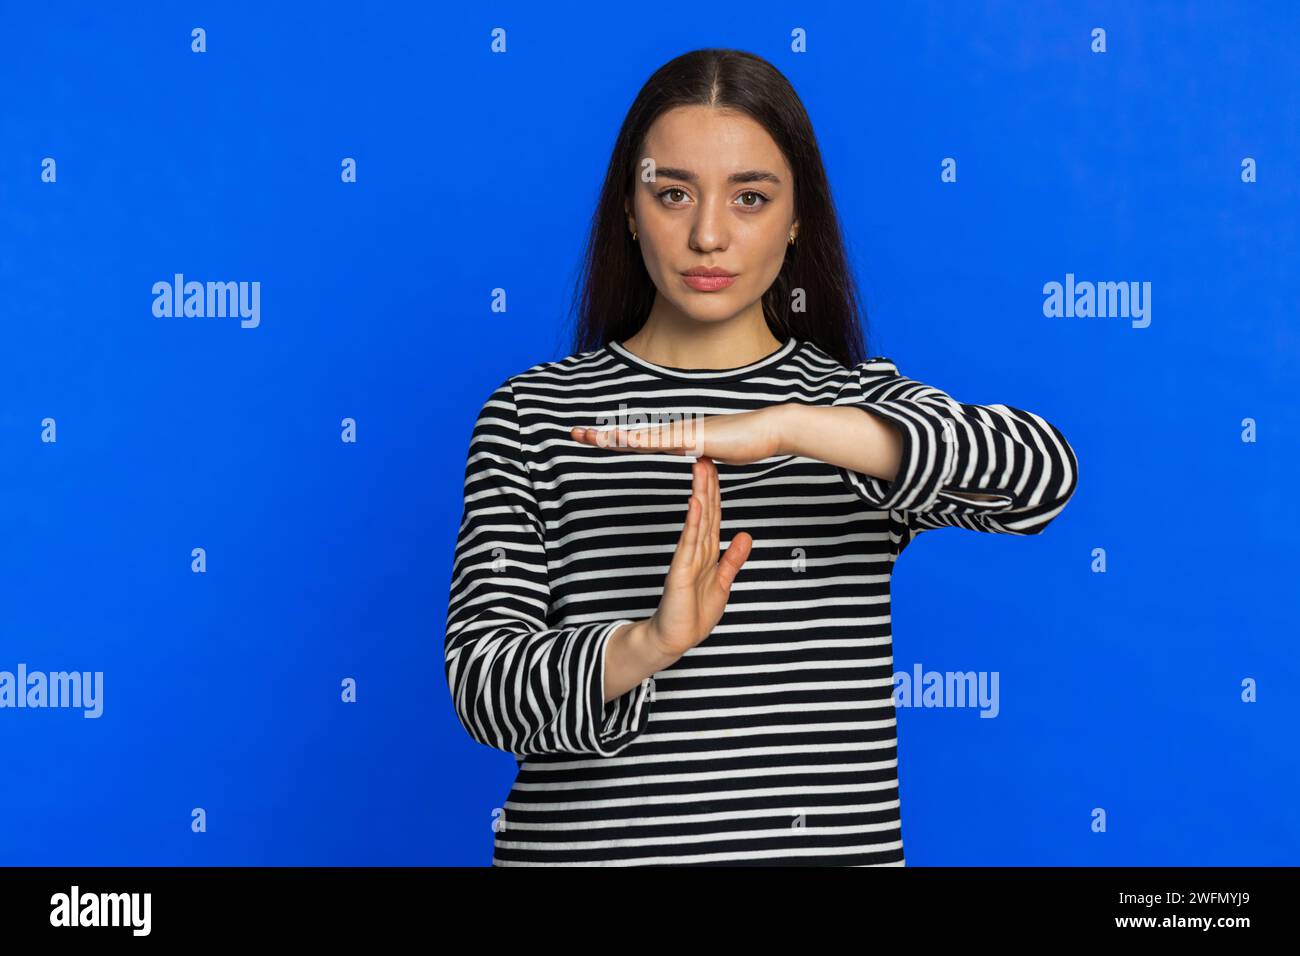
left=568, top=48, right=870, bottom=369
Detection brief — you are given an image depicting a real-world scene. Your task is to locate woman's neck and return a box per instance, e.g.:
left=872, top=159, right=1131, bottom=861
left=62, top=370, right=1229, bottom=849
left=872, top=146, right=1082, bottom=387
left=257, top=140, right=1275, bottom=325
left=619, top=304, right=783, bottom=370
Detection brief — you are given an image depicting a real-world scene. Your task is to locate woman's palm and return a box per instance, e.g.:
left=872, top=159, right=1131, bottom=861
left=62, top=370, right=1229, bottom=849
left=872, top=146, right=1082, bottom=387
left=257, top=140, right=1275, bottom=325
left=646, top=456, right=753, bottom=660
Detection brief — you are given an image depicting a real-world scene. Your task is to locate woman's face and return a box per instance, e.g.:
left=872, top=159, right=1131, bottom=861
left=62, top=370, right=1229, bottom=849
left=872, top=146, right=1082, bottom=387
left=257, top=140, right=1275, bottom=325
left=626, top=105, right=797, bottom=326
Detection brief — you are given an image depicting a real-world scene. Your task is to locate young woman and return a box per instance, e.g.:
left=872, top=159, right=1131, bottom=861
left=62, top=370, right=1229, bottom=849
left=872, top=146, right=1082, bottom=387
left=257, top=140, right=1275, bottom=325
left=444, top=49, right=1077, bottom=866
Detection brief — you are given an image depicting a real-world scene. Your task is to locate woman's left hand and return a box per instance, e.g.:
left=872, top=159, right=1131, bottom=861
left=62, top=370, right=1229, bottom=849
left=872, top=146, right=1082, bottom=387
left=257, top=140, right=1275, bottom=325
left=570, top=405, right=791, bottom=466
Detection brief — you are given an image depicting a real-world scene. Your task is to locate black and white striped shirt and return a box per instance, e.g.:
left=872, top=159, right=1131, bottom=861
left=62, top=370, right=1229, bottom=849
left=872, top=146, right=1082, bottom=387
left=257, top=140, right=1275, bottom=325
left=444, top=335, right=1077, bottom=865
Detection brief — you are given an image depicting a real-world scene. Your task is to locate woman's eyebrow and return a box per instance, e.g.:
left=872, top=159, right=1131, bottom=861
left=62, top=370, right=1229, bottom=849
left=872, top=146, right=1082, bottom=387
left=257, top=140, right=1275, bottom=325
left=653, top=166, right=783, bottom=185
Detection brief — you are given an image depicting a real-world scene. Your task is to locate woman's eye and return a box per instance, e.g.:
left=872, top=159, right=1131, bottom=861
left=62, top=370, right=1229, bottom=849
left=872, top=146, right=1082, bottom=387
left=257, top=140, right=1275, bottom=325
left=656, top=188, right=768, bottom=208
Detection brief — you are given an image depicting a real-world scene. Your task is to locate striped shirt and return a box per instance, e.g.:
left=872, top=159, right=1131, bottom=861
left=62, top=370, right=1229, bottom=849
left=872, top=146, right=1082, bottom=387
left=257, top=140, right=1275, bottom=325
left=444, top=335, right=1078, bottom=865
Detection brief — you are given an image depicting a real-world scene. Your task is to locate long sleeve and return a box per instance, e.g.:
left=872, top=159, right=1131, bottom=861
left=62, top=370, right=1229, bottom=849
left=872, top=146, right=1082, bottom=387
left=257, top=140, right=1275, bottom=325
left=832, top=357, right=1078, bottom=537
left=443, top=379, right=655, bottom=757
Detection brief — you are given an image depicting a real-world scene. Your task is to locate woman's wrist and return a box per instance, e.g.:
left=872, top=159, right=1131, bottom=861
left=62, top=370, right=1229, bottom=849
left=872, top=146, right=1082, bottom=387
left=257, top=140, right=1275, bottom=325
left=604, top=619, right=677, bottom=703
left=624, top=619, right=680, bottom=672
left=772, top=402, right=903, bottom=482
left=774, top=403, right=811, bottom=457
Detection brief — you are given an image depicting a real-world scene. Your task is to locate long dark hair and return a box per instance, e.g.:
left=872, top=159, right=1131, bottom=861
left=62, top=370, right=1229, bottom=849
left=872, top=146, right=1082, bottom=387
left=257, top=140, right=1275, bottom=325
left=568, top=48, right=869, bottom=369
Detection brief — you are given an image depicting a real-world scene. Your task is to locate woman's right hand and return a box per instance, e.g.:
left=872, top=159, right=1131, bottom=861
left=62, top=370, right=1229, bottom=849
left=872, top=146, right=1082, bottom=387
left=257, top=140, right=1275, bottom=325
left=644, top=456, right=753, bottom=662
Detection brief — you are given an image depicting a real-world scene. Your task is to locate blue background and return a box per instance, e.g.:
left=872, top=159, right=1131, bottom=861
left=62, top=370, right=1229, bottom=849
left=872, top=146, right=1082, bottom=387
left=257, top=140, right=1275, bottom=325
left=2, top=1, right=1296, bottom=865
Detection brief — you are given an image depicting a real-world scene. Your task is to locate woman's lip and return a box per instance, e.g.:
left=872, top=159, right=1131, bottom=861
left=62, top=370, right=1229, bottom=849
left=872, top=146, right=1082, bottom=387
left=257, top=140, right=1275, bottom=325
left=681, top=273, right=736, bottom=291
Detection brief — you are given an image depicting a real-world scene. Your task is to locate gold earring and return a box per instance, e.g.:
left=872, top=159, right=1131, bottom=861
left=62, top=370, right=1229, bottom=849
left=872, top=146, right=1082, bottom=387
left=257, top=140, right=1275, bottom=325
left=788, top=232, right=795, bottom=245
left=632, top=230, right=638, bottom=241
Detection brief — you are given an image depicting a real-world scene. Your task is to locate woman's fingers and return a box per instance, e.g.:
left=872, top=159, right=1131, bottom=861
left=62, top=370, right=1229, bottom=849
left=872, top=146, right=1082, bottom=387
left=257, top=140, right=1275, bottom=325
left=670, top=487, right=700, bottom=580
left=715, top=531, right=753, bottom=593
left=661, top=457, right=753, bottom=644
left=569, top=426, right=607, bottom=447
left=575, top=426, right=610, bottom=448
left=696, top=463, right=717, bottom=572
left=673, top=460, right=705, bottom=578
left=570, top=425, right=692, bottom=455
left=712, top=457, right=722, bottom=561
left=695, top=458, right=715, bottom=571
left=705, top=457, right=720, bottom=567
left=693, top=458, right=710, bottom=571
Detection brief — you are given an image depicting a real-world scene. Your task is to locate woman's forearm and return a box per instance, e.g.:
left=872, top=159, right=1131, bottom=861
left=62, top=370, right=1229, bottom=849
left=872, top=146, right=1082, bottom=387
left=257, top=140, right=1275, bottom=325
left=775, top=403, right=1004, bottom=502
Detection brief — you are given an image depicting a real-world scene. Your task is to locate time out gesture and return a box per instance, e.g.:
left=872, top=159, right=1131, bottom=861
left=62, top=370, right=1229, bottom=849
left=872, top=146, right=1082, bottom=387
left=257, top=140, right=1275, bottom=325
left=574, top=403, right=909, bottom=703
